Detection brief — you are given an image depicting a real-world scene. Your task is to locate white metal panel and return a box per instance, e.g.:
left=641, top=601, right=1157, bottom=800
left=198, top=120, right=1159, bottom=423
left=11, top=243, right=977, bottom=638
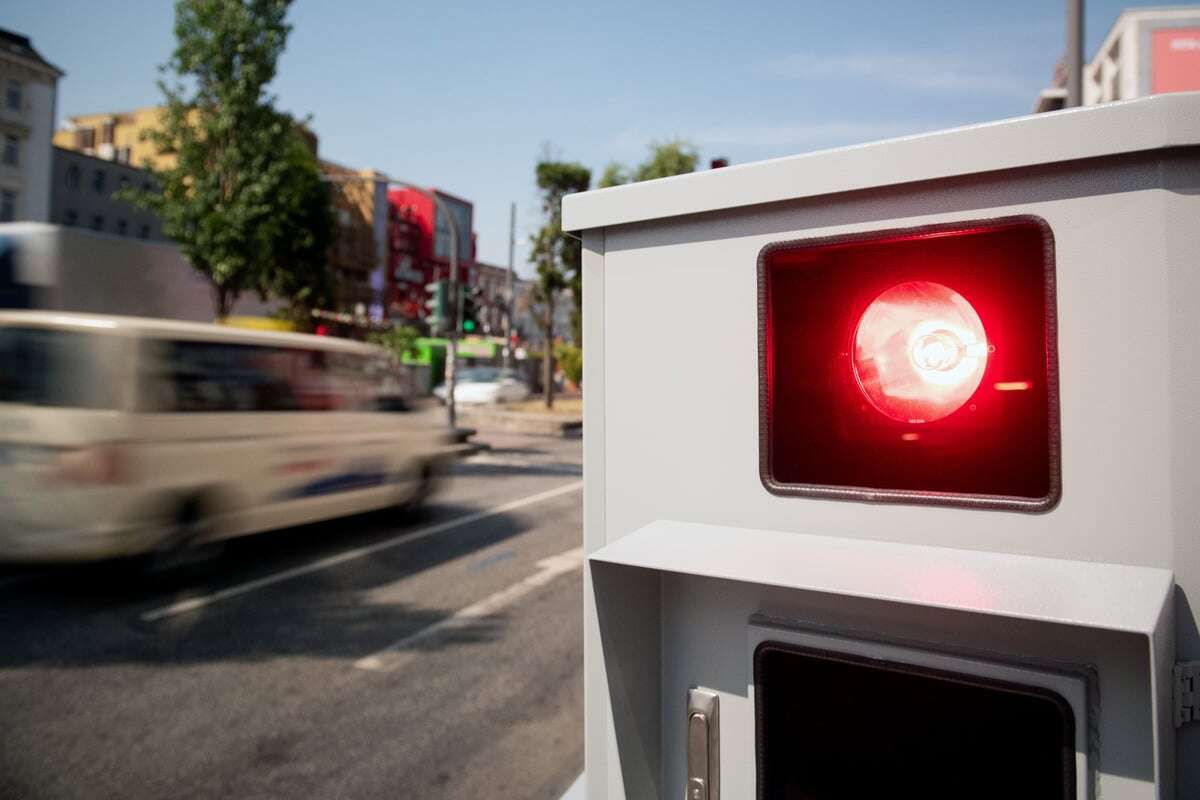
left=653, top=571, right=1165, bottom=799
left=598, top=161, right=1186, bottom=568
left=563, top=92, right=1200, bottom=232
left=580, top=96, right=1200, bottom=798
left=591, top=519, right=1174, bottom=635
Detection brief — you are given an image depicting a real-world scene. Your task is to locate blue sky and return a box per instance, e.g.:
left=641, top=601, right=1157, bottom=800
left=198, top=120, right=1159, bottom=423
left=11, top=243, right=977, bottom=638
left=6, top=0, right=1158, bottom=273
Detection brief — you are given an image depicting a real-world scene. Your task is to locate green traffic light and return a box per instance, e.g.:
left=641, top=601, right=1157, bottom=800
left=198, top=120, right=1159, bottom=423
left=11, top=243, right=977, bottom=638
left=463, top=320, right=476, bottom=332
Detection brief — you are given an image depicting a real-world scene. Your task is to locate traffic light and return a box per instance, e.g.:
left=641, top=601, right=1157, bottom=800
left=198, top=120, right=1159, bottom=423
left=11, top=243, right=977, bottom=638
left=424, top=280, right=449, bottom=334
left=461, top=286, right=482, bottom=334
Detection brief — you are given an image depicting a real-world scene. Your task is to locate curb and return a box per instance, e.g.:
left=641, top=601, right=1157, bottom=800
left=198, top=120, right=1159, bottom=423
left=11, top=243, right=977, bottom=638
left=457, top=409, right=582, bottom=438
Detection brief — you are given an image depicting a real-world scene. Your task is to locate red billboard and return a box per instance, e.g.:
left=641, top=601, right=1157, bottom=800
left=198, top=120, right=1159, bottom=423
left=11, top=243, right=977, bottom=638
left=1152, top=27, right=1200, bottom=94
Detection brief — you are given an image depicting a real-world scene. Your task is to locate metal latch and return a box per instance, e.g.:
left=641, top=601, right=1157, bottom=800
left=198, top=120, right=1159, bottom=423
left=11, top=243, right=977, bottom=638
left=1175, top=661, right=1200, bottom=727
left=687, top=688, right=719, bottom=800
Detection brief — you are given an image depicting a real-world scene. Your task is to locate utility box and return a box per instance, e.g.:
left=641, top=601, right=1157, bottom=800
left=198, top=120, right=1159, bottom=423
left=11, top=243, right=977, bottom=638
left=565, top=92, right=1200, bottom=799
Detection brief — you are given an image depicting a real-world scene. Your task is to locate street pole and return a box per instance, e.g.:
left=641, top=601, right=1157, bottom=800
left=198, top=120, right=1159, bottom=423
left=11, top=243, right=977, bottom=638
left=1066, top=0, right=1084, bottom=107
left=444, top=193, right=459, bottom=431
left=320, top=172, right=460, bottom=429
left=503, top=201, right=515, bottom=370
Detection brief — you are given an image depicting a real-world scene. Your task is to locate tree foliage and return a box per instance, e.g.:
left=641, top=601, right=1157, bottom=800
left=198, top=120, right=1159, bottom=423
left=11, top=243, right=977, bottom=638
left=258, top=130, right=334, bottom=328
left=369, top=324, right=421, bottom=362
left=529, top=159, right=590, bottom=407
left=597, top=162, right=629, bottom=189
left=555, top=343, right=583, bottom=388
left=633, top=139, right=699, bottom=182
left=125, top=0, right=329, bottom=319
left=598, top=139, right=699, bottom=194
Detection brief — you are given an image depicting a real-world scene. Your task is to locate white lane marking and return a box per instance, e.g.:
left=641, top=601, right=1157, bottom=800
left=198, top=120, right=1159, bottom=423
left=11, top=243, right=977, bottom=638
left=140, top=480, right=583, bottom=622
left=355, top=546, right=584, bottom=672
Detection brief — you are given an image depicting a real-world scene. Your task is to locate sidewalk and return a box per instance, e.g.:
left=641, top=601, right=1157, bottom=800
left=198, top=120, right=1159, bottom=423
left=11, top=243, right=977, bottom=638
left=410, top=395, right=582, bottom=439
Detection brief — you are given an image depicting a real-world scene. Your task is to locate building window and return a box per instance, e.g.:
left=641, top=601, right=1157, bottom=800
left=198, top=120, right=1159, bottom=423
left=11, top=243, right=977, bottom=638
left=65, top=164, right=81, bottom=189
left=91, top=214, right=104, bottom=231
left=5, top=80, right=21, bottom=111
left=2, top=134, right=17, bottom=166
left=76, top=128, right=95, bottom=150
left=117, top=147, right=131, bottom=164
left=64, top=209, right=77, bottom=226
left=100, top=121, right=115, bottom=145
left=116, top=219, right=128, bottom=236
left=0, top=190, right=14, bottom=222
left=138, top=224, right=150, bottom=240
left=93, top=169, right=106, bottom=193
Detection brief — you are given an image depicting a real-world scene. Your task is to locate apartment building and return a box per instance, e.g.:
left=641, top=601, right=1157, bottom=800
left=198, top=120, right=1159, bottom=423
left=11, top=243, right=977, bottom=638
left=0, top=29, right=63, bottom=222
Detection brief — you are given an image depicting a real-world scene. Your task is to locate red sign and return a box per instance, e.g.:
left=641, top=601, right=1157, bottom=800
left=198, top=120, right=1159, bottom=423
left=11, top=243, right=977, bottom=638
left=1152, top=27, right=1200, bottom=94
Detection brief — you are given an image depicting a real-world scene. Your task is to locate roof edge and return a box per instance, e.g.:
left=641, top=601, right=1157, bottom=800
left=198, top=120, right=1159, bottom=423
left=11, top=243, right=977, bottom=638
left=563, top=92, right=1200, bottom=232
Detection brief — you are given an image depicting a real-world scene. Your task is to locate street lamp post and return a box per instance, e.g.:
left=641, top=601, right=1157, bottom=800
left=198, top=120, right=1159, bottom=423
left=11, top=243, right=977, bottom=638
left=503, top=201, right=515, bottom=370
left=321, top=172, right=462, bottom=429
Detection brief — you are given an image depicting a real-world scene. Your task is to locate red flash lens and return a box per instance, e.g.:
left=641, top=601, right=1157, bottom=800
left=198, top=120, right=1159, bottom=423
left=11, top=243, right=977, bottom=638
left=852, top=281, right=988, bottom=423
left=759, top=216, right=1060, bottom=510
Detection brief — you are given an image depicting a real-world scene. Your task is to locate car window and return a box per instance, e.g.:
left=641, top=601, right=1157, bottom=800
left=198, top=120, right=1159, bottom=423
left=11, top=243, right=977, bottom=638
left=0, top=326, right=120, bottom=409
left=148, top=340, right=300, bottom=412
left=460, top=368, right=499, bottom=383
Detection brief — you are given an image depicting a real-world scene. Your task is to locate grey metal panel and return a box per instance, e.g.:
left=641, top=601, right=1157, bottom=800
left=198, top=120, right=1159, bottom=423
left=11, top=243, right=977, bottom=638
left=590, top=560, right=662, bottom=800
left=562, top=92, right=1200, bottom=232
left=581, top=229, right=612, bottom=800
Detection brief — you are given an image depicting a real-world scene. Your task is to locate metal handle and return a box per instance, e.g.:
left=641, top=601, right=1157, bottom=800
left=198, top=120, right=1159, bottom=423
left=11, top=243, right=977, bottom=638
left=687, top=688, right=719, bottom=800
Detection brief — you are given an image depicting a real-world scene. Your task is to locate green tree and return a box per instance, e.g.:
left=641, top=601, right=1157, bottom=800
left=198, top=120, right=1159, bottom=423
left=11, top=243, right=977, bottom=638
left=597, top=162, right=628, bottom=188
left=555, top=342, right=583, bottom=388
left=370, top=325, right=421, bottom=362
left=125, top=0, right=305, bottom=318
left=530, top=159, right=590, bottom=408
left=257, top=128, right=334, bottom=329
left=633, top=138, right=699, bottom=182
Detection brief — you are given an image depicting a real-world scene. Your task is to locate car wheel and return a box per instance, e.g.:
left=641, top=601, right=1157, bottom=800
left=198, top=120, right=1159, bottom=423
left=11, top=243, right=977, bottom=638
left=396, top=461, right=440, bottom=515
left=141, top=499, right=220, bottom=577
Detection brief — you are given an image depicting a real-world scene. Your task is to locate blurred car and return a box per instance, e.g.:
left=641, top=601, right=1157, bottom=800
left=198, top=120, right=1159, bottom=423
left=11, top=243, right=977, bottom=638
left=0, top=311, right=460, bottom=563
left=433, top=367, right=531, bottom=405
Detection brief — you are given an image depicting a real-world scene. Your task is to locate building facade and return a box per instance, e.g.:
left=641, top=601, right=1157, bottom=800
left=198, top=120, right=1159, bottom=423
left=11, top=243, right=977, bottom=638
left=1035, top=5, right=1200, bottom=112
left=52, top=106, right=165, bottom=168
left=321, top=160, right=388, bottom=315
left=0, top=29, right=63, bottom=222
left=49, top=147, right=165, bottom=240
left=1086, top=6, right=1200, bottom=105
left=386, top=187, right=476, bottom=326
left=471, top=261, right=513, bottom=336
left=53, top=106, right=320, bottom=171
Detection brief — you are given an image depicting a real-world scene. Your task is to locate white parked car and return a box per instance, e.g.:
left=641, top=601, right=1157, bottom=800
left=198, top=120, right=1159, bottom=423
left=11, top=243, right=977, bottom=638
left=433, top=367, right=531, bottom=405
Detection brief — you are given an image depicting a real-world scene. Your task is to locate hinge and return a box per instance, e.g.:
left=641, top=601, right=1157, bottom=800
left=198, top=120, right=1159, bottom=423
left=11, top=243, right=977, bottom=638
left=1176, top=661, right=1200, bottom=727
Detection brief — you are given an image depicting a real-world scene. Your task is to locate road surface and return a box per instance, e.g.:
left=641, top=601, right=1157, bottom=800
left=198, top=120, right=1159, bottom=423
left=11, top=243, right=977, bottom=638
left=0, top=430, right=584, bottom=800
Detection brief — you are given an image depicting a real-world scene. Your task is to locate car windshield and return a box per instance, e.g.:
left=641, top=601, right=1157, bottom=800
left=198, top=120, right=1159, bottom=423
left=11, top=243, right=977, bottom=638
left=458, top=367, right=500, bottom=384
left=0, top=326, right=119, bottom=409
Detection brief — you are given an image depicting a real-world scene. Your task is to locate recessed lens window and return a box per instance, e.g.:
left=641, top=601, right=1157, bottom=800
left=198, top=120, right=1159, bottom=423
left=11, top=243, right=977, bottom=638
left=759, top=217, right=1059, bottom=510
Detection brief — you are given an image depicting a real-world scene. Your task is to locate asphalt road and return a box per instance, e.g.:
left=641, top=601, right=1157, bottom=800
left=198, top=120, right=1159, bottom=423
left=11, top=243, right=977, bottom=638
left=0, top=430, right=584, bottom=800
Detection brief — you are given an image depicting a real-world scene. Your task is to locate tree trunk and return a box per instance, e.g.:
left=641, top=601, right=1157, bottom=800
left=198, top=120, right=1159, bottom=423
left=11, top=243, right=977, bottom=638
left=212, top=284, right=232, bottom=321
left=542, top=292, right=555, bottom=409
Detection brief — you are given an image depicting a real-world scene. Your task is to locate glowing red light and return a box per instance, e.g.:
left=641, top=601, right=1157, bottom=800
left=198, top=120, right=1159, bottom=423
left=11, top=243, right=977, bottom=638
left=852, top=281, right=987, bottom=423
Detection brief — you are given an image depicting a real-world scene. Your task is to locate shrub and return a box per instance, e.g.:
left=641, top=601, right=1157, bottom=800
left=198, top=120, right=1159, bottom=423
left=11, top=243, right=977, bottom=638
left=555, top=343, right=583, bottom=387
